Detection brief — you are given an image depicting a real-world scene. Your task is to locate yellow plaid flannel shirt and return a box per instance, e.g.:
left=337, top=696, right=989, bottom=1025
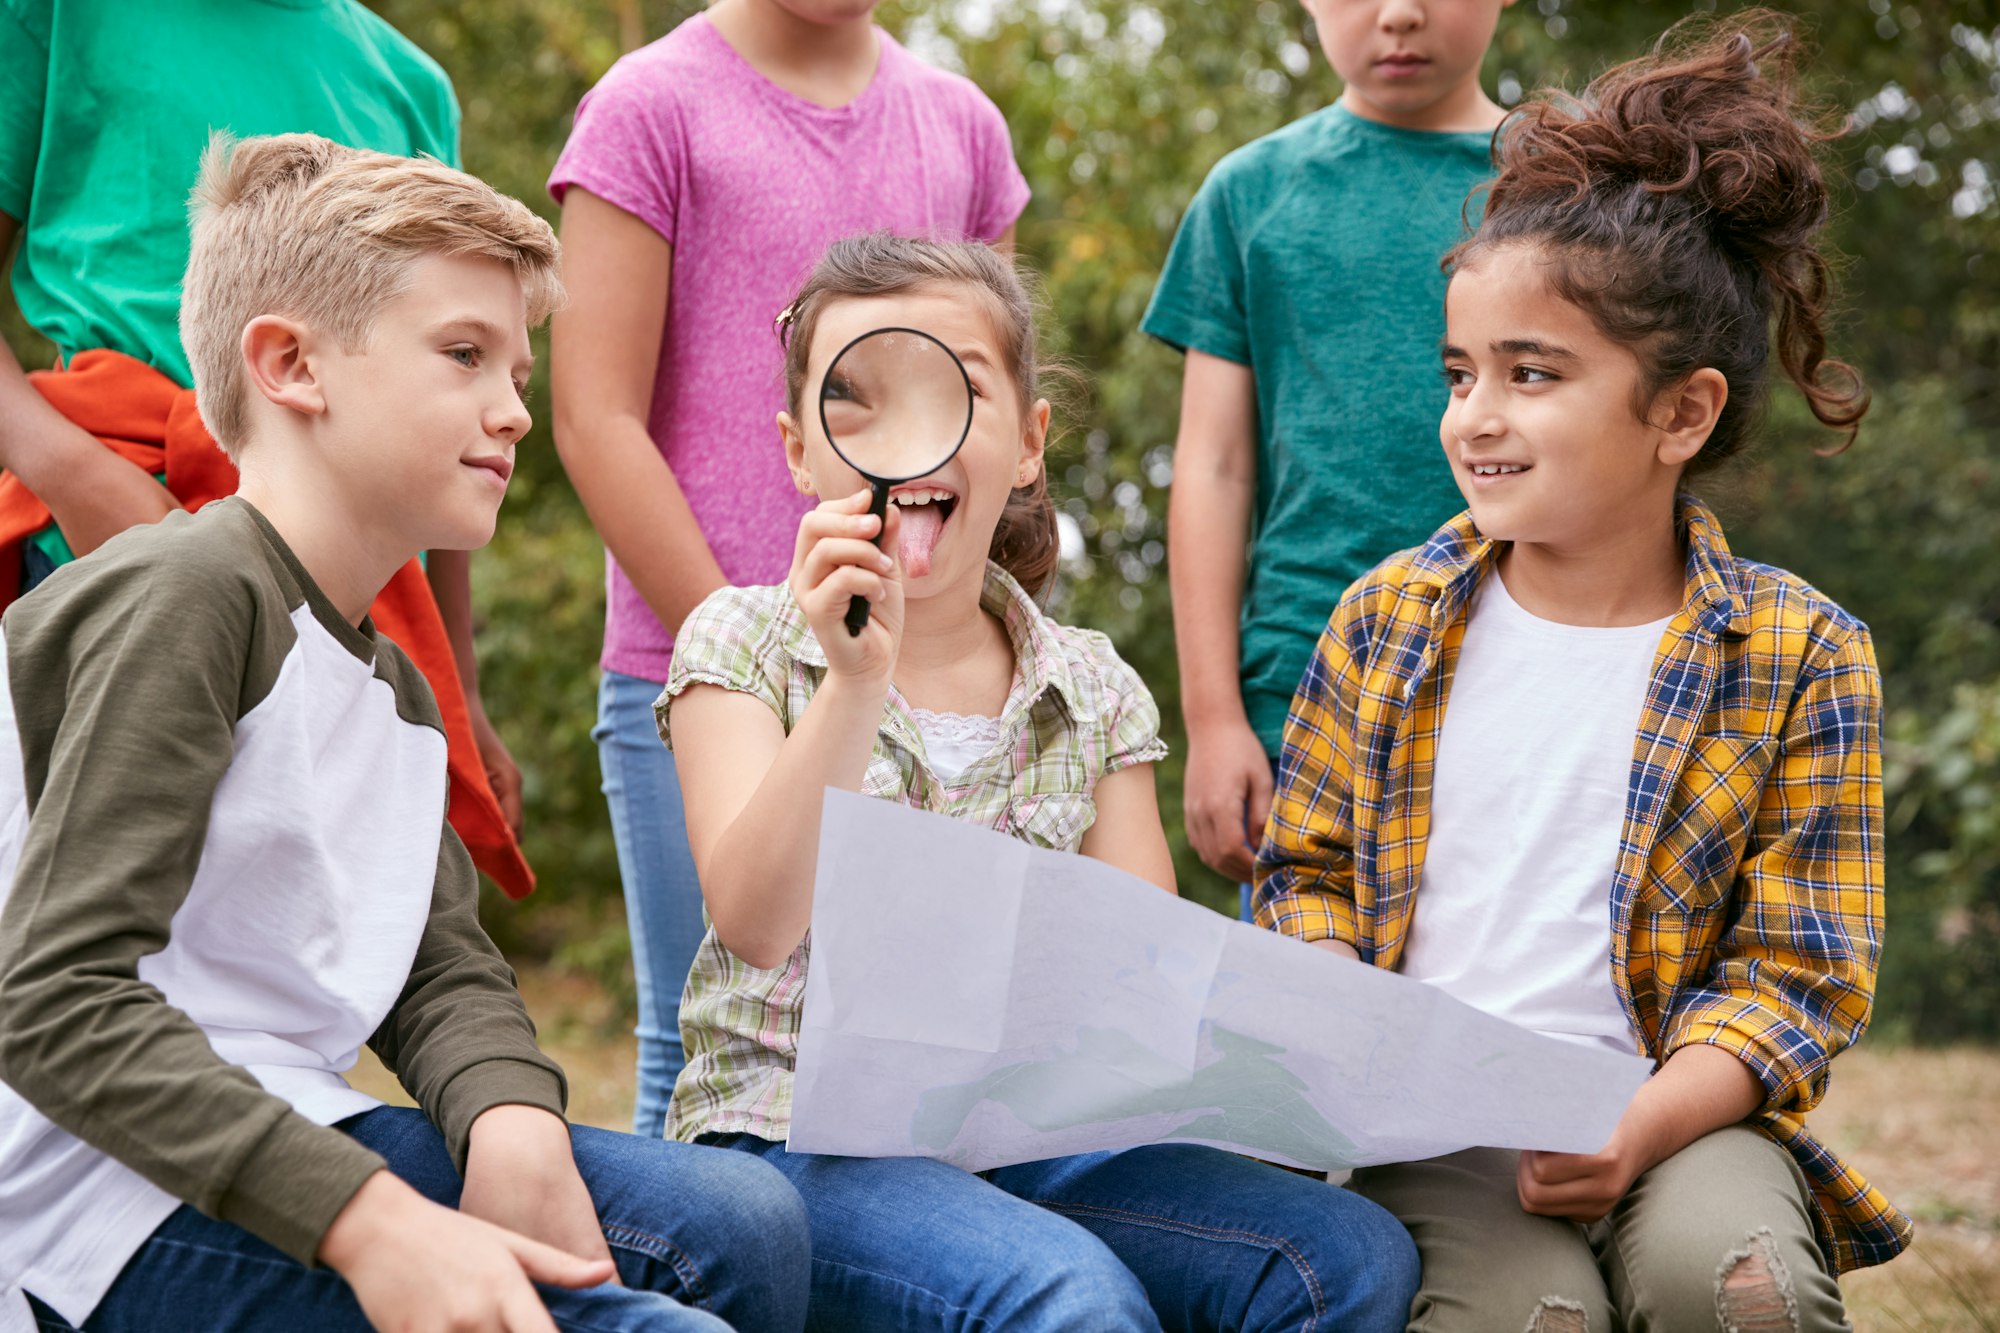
left=1255, top=495, right=1909, bottom=1275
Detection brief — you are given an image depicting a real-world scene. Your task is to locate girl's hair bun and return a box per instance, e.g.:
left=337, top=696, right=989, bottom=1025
left=1458, top=8, right=1867, bottom=468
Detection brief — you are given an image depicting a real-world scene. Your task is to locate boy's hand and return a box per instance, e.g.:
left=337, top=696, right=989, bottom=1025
left=1184, top=717, right=1274, bottom=882
left=789, top=489, right=903, bottom=686
left=461, top=1105, right=616, bottom=1276
left=320, top=1169, right=614, bottom=1332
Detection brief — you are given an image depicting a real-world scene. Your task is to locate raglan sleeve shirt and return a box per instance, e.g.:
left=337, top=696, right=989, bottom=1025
left=1656, top=622, right=1886, bottom=1117
left=0, top=546, right=381, bottom=1264
left=0, top=530, right=563, bottom=1266
left=367, top=808, right=568, bottom=1177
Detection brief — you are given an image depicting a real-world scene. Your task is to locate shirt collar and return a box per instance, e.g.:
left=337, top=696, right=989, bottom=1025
left=1406, top=493, right=1750, bottom=638
left=792, top=562, right=1088, bottom=719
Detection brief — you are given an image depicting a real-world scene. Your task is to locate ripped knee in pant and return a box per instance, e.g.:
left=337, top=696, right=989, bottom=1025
left=1522, top=1296, right=1589, bottom=1333
left=1716, top=1228, right=1799, bottom=1333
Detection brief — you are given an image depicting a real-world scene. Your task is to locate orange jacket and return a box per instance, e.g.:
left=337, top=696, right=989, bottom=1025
left=0, top=349, right=535, bottom=898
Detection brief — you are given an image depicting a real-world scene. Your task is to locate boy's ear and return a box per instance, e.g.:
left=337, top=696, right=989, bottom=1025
left=1650, top=367, right=1729, bottom=469
left=777, top=410, right=815, bottom=495
left=1014, top=398, right=1052, bottom=489
left=240, top=316, right=327, bottom=418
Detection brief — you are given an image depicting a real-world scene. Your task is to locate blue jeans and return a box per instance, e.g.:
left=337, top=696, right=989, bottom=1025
left=595, top=669, right=709, bottom=1136
left=719, top=1136, right=1419, bottom=1333
left=27, top=1107, right=810, bottom=1333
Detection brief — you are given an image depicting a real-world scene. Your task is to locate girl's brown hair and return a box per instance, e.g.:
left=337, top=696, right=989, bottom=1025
left=1449, top=9, right=1867, bottom=470
left=778, top=233, right=1062, bottom=595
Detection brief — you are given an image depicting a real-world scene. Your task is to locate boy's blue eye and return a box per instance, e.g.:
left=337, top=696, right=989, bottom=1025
left=448, top=346, right=481, bottom=368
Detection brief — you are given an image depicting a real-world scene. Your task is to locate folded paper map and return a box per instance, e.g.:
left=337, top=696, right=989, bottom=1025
left=789, top=789, right=1652, bottom=1172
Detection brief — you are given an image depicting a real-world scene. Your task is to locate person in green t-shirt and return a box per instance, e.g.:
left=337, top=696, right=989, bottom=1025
left=0, top=0, right=528, bottom=853
left=1142, top=0, right=1516, bottom=908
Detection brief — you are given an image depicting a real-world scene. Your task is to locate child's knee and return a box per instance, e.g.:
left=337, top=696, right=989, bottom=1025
left=1620, top=1227, right=1814, bottom=1333
left=1025, top=1247, right=1156, bottom=1332
left=697, top=1148, right=812, bottom=1257
left=1714, top=1231, right=1799, bottom=1333
left=1317, top=1191, right=1422, bottom=1325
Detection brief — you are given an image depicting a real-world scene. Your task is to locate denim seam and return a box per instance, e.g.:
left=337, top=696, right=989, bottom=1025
left=602, top=1222, right=712, bottom=1309
left=1028, top=1200, right=1325, bottom=1331
left=811, top=1256, right=996, bottom=1333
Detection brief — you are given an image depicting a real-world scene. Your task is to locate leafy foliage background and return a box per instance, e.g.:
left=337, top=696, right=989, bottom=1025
left=8, top=0, right=1995, bottom=1039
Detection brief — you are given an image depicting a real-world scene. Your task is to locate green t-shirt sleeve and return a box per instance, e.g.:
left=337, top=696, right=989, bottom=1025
left=424, top=69, right=462, bottom=170
left=0, top=0, right=50, bottom=220
left=1141, top=157, right=1252, bottom=366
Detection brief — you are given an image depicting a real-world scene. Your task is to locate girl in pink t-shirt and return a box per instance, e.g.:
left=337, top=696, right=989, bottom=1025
left=547, top=0, right=1029, bottom=1136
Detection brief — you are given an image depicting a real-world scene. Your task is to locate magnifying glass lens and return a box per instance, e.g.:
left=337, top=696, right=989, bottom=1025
left=817, top=326, right=976, bottom=637
left=820, top=330, right=972, bottom=482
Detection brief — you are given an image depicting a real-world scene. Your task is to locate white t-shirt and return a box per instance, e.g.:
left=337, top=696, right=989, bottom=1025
left=1399, top=572, right=1673, bottom=1054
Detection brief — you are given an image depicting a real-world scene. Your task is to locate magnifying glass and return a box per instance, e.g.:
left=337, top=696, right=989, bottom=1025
left=818, top=326, right=975, bottom=637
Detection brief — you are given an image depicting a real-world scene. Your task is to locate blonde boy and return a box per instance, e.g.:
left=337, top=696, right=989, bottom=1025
left=1145, top=0, right=1515, bottom=899
left=0, top=135, right=806, bottom=1333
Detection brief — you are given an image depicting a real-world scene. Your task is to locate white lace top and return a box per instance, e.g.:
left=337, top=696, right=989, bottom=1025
left=909, top=708, right=1005, bottom=784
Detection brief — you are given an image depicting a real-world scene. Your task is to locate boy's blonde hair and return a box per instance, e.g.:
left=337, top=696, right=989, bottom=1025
left=180, top=133, right=562, bottom=456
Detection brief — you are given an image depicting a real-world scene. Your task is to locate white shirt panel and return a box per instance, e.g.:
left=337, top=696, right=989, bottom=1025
left=1399, top=573, right=1671, bottom=1055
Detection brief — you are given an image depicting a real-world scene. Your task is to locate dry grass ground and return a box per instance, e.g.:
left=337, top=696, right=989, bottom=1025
left=349, top=966, right=1999, bottom=1331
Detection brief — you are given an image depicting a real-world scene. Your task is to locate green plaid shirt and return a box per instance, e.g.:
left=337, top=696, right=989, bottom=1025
left=1257, top=494, right=1909, bottom=1274
left=657, top=563, right=1168, bottom=1146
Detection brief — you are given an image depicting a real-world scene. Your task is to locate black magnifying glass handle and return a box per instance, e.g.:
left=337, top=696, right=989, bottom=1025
left=845, top=480, right=891, bottom=637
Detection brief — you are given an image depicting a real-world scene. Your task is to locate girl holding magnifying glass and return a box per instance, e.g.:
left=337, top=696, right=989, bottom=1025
left=660, top=232, right=1418, bottom=1333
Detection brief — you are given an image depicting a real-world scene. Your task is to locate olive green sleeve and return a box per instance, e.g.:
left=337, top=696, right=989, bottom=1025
left=368, top=821, right=568, bottom=1173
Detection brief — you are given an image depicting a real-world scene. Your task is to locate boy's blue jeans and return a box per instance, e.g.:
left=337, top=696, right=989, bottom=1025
left=25, top=1107, right=810, bottom=1333
left=719, top=1135, right=1420, bottom=1332
left=595, top=669, right=706, bottom=1136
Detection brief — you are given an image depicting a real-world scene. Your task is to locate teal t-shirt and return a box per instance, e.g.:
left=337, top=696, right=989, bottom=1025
left=0, top=0, right=461, bottom=389
left=1142, top=103, right=1493, bottom=755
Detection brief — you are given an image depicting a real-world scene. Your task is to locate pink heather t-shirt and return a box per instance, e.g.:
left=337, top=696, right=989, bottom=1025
left=548, top=15, right=1031, bottom=681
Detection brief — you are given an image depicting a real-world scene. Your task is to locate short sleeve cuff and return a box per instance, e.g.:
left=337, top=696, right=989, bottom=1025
left=545, top=166, right=677, bottom=245
left=657, top=588, right=794, bottom=747
left=978, top=170, right=1031, bottom=242
left=1138, top=304, right=1251, bottom=365
left=1253, top=889, right=1357, bottom=947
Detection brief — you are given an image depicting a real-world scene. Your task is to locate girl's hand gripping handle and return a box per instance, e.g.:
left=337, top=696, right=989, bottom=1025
left=843, top=483, right=892, bottom=636
left=789, top=488, right=904, bottom=684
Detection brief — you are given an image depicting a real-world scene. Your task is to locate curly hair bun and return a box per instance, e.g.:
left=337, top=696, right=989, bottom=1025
left=1456, top=8, right=1867, bottom=466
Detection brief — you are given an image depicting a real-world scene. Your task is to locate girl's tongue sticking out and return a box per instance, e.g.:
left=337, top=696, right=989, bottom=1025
left=895, top=493, right=952, bottom=578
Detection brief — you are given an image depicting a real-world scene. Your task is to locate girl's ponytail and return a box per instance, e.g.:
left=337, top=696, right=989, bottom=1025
left=1452, top=9, right=1867, bottom=467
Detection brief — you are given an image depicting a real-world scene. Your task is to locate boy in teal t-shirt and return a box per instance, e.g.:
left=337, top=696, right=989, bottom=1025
left=0, top=0, right=530, bottom=888
left=1143, top=0, right=1515, bottom=898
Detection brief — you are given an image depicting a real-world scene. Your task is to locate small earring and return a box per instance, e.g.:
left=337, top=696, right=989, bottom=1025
left=802, top=479, right=814, bottom=494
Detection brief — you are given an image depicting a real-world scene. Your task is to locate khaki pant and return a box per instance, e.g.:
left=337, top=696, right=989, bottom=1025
left=1350, top=1126, right=1849, bottom=1332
